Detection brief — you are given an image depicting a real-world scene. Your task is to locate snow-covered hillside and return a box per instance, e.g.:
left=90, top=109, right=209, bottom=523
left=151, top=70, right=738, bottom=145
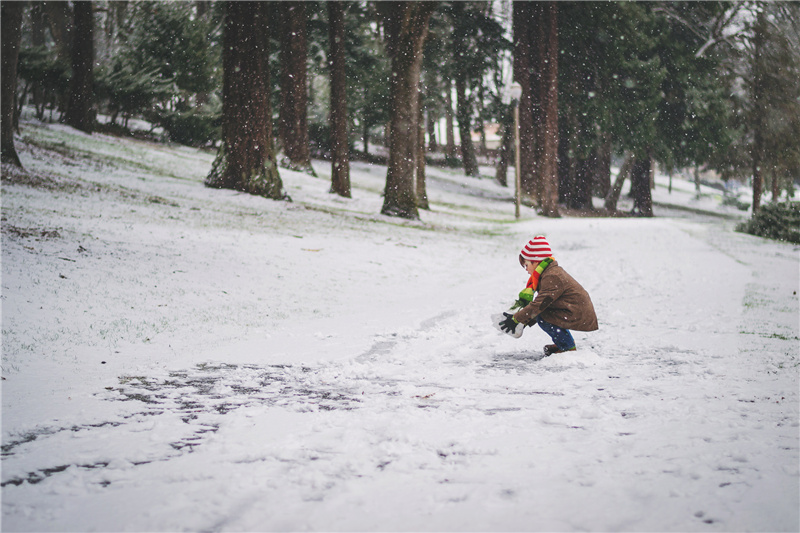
left=2, top=121, right=798, bottom=531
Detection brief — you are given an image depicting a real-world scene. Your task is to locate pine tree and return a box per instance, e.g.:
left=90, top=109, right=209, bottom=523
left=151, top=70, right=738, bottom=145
left=744, top=3, right=799, bottom=211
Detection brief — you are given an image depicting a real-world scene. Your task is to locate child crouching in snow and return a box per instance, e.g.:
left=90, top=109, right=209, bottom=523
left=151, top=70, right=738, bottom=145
left=497, top=235, right=598, bottom=356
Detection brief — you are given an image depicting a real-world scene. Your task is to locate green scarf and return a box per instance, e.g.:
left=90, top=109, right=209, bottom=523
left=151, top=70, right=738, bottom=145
left=510, top=257, right=554, bottom=310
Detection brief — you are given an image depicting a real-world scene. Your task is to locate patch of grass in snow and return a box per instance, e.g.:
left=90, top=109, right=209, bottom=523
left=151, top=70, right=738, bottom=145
left=1, top=224, right=62, bottom=240
left=740, top=331, right=799, bottom=342
left=1, top=165, right=82, bottom=193
left=19, top=122, right=199, bottom=182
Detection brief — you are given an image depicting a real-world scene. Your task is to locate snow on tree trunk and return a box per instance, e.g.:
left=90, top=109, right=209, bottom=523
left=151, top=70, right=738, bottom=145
left=205, top=2, right=287, bottom=201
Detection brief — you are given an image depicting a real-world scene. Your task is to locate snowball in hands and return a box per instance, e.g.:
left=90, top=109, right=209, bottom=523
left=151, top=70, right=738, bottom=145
left=493, top=312, right=525, bottom=338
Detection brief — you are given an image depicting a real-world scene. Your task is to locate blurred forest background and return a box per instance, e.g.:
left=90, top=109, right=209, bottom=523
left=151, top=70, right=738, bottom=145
left=2, top=1, right=798, bottom=224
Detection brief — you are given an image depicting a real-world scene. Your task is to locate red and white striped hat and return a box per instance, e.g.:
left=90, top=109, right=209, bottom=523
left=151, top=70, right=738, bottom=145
left=519, top=235, right=553, bottom=263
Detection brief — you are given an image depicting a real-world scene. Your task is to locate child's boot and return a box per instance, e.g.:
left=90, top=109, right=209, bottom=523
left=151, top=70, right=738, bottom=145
left=543, top=344, right=577, bottom=356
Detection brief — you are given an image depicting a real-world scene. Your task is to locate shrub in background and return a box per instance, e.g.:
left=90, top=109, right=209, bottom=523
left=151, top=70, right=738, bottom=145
left=736, top=201, right=800, bottom=244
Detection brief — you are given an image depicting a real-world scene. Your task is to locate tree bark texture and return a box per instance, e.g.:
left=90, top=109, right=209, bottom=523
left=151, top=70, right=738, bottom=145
left=277, top=1, right=315, bottom=175
left=495, top=110, right=513, bottom=187
left=569, top=155, right=594, bottom=210
left=30, top=3, right=47, bottom=120
left=43, top=1, right=74, bottom=62
left=513, top=1, right=538, bottom=205
left=65, top=1, right=95, bottom=134
left=205, top=1, right=286, bottom=200
left=1, top=1, right=23, bottom=166
left=630, top=156, right=654, bottom=216
left=452, top=2, right=479, bottom=177
left=751, top=8, right=766, bottom=213
left=595, top=137, right=612, bottom=198
left=604, top=152, right=634, bottom=212
left=328, top=1, right=351, bottom=198
left=445, top=77, right=456, bottom=159
left=416, top=91, right=429, bottom=209
left=534, top=2, right=560, bottom=217
left=455, top=74, right=479, bottom=176
left=380, top=1, right=436, bottom=219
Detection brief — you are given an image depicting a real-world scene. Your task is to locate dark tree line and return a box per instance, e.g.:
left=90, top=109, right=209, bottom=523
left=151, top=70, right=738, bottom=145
left=4, top=1, right=798, bottom=221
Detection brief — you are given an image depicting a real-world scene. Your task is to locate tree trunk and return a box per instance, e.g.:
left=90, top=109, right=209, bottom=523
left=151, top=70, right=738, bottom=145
left=513, top=1, right=537, bottom=205
left=277, top=1, right=315, bottom=175
left=535, top=2, right=560, bottom=217
left=557, top=103, right=572, bottom=204
left=416, top=89, right=429, bottom=209
left=604, top=152, right=633, bottom=212
left=44, top=1, right=74, bottom=62
left=424, top=68, right=438, bottom=152
left=328, top=1, right=350, bottom=198
left=455, top=73, right=479, bottom=176
left=452, top=2, right=478, bottom=177
left=444, top=77, right=456, bottom=160
left=1, top=1, right=23, bottom=167
left=569, top=155, right=594, bottom=210
left=595, top=136, right=612, bottom=198
left=65, top=1, right=95, bottom=134
left=495, top=109, right=513, bottom=187
left=630, top=155, right=653, bottom=216
left=31, top=3, right=47, bottom=120
left=771, top=172, right=780, bottom=202
left=380, top=1, right=436, bottom=219
left=205, top=2, right=287, bottom=201
left=751, top=8, right=766, bottom=213
left=426, top=108, right=438, bottom=152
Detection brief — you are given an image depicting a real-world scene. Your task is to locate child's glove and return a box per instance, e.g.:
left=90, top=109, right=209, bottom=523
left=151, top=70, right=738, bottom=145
left=494, top=312, right=525, bottom=338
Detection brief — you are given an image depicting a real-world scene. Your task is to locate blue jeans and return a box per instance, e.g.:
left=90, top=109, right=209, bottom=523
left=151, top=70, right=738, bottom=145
left=534, top=316, right=575, bottom=351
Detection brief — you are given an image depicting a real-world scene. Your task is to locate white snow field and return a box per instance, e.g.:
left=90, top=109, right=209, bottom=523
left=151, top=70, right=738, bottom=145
left=2, top=120, right=798, bottom=532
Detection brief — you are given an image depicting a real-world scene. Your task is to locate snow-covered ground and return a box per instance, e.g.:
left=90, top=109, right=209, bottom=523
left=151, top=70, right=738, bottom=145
left=2, top=120, right=798, bottom=532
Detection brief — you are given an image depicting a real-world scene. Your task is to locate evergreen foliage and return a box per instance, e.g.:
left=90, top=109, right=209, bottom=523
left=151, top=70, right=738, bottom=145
left=736, top=201, right=800, bottom=244
left=16, top=46, right=70, bottom=119
left=94, top=58, right=173, bottom=127
left=125, top=2, right=216, bottom=98
left=718, top=2, right=800, bottom=205
left=60, top=1, right=217, bottom=144
left=8, top=0, right=798, bottom=221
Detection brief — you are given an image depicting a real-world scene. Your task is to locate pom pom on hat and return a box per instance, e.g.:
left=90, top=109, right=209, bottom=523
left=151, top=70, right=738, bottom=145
left=519, top=235, right=553, bottom=264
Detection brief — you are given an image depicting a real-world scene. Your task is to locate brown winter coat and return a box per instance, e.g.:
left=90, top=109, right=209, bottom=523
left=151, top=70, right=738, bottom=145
left=513, top=260, right=598, bottom=331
